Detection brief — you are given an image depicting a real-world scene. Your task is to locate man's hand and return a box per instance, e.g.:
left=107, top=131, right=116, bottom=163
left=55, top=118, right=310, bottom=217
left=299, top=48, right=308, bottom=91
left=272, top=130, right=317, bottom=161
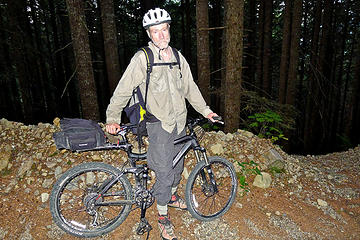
left=106, top=123, right=121, bottom=134
left=207, top=112, right=219, bottom=123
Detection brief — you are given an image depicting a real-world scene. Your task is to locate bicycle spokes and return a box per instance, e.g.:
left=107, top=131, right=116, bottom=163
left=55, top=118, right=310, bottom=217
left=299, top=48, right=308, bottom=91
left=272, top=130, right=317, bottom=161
left=188, top=159, right=236, bottom=219
left=56, top=169, right=130, bottom=232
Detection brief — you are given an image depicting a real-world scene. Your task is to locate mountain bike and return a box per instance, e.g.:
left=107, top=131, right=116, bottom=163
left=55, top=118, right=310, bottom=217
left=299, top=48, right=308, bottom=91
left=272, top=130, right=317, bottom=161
left=49, top=117, right=238, bottom=238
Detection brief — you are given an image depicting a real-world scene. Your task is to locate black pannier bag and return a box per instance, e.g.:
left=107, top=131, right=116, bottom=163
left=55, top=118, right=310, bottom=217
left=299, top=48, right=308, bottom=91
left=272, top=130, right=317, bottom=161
left=53, top=118, right=106, bottom=151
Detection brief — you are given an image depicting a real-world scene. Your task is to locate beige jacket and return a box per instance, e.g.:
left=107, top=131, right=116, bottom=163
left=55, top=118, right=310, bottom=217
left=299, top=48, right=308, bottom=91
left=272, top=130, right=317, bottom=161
left=106, top=42, right=212, bottom=133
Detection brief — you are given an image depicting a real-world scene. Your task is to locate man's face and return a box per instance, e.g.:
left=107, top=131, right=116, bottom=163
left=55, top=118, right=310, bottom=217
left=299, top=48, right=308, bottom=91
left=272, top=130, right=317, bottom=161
left=148, top=23, right=170, bottom=49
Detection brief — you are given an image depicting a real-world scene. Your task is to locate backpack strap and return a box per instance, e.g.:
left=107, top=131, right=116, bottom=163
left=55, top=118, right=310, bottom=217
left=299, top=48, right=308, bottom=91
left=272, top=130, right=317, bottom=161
left=139, top=46, right=154, bottom=109
left=172, top=48, right=181, bottom=71
left=152, top=48, right=181, bottom=71
left=135, top=46, right=182, bottom=116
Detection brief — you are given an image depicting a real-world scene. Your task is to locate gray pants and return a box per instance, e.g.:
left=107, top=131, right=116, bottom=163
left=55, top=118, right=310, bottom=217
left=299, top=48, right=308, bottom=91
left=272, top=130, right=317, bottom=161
left=146, top=121, right=186, bottom=206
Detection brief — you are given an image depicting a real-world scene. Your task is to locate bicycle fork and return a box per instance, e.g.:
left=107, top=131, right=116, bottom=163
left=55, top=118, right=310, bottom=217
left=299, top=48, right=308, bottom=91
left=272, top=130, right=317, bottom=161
left=194, top=149, right=219, bottom=193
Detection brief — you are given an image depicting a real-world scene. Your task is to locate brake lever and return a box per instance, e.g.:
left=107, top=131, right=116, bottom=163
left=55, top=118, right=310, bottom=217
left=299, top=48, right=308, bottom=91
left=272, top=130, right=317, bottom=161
left=212, top=116, right=224, bottom=125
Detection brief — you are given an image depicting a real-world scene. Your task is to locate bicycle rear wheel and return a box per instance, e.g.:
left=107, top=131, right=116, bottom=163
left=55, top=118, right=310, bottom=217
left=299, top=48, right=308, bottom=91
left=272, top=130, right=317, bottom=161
left=185, top=156, right=237, bottom=221
left=50, top=162, right=132, bottom=238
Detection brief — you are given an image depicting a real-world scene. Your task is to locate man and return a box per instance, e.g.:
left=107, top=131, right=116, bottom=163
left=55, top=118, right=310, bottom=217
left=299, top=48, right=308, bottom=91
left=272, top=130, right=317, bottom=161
left=106, top=8, right=218, bottom=240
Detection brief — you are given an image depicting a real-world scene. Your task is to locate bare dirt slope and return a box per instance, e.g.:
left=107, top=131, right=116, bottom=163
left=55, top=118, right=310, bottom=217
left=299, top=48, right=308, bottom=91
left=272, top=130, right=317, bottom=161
left=0, top=118, right=359, bottom=239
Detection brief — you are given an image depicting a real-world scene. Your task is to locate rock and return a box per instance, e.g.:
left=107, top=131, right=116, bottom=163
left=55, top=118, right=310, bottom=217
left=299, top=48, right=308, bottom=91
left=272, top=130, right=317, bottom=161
left=91, top=154, right=102, bottom=161
left=54, top=166, right=62, bottom=179
left=236, top=202, right=243, bottom=208
left=17, top=159, right=34, bottom=178
left=53, top=118, right=60, bottom=127
left=5, top=179, right=18, bottom=193
left=264, top=148, right=284, bottom=163
left=41, top=193, right=49, bottom=203
left=253, top=172, right=272, bottom=189
left=0, top=118, right=13, bottom=129
left=0, top=149, right=11, bottom=171
left=237, top=129, right=255, bottom=138
left=317, top=199, right=328, bottom=207
left=19, top=224, right=33, bottom=240
left=48, top=146, right=57, bottom=156
left=268, top=159, right=286, bottom=174
left=182, top=166, right=189, bottom=180
left=0, top=227, right=8, bottom=239
left=42, top=179, right=54, bottom=189
left=45, top=161, right=57, bottom=169
left=210, top=143, right=224, bottom=155
left=225, top=133, right=234, bottom=141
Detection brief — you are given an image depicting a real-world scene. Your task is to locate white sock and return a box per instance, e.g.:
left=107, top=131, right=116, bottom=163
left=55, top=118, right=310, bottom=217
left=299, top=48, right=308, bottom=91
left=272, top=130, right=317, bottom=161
left=157, top=204, right=168, bottom=216
left=171, top=186, right=177, bottom=195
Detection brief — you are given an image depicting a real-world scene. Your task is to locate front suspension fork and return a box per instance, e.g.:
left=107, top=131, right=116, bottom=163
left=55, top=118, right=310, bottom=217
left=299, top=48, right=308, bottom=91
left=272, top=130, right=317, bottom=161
left=194, top=150, right=218, bottom=193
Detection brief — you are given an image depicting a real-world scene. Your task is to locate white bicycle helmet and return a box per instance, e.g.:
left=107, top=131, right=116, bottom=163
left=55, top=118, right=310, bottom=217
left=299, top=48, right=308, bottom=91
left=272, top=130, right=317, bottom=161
left=143, top=8, right=171, bottom=29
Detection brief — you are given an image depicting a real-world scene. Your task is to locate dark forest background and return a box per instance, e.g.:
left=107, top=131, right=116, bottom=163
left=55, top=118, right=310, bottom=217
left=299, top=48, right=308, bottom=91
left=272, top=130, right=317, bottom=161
left=0, top=0, right=359, bottom=155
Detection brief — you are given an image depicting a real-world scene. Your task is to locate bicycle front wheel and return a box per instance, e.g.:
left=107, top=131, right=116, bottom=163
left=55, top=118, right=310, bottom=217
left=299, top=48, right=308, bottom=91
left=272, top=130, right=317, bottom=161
left=185, top=156, right=238, bottom=221
left=50, top=162, right=132, bottom=238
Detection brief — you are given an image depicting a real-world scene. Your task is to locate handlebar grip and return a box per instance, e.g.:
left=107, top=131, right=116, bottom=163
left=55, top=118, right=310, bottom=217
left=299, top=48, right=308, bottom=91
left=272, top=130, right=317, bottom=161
left=212, top=116, right=224, bottom=124
left=212, top=116, right=222, bottom=121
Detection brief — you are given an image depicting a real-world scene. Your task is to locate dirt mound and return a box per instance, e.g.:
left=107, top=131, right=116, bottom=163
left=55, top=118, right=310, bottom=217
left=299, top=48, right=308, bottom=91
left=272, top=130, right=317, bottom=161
left=0, top=118, right=359, bottom=239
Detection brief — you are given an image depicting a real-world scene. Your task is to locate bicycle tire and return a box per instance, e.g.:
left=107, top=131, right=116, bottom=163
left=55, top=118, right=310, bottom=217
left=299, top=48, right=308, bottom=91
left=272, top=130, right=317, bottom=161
left=185, top=156, right=238, bottom=221
left=49, top=162, right=132, bottom=238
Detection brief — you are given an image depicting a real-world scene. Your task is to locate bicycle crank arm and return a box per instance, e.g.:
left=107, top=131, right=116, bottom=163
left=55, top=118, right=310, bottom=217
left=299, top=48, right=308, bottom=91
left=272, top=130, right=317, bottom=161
left=95, top=199, right=133, bottom=206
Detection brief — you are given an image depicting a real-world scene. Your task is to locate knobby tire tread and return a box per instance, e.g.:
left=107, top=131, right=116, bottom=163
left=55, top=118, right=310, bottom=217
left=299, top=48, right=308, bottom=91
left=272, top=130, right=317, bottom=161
left=185, top=156, right=238, bottom=221
left=49, top=162, right=132, bottom=238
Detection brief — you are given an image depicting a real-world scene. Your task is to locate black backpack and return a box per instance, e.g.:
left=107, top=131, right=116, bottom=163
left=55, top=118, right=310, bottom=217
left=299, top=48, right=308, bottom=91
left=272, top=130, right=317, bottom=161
left=124, top=46, right=181, bottom=136
left=53, top=118, right=106, bottom=151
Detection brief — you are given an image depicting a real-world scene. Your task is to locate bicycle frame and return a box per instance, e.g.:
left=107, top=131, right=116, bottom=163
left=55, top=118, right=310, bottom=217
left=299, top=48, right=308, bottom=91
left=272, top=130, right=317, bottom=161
left=50, top=118, right=231, bottom=237
left=173, top=134, right=209, bottom=167
left=95, top=120, right=216, bottom=203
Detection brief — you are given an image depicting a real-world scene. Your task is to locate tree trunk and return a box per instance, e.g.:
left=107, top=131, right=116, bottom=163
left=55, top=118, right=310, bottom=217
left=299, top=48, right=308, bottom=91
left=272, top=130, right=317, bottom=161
left=244, top=0, right=257, bottom=90
left=48, top=0, right=67, bottom=117
left=29, top=0, right=51, bottom=118
left=262, top=0, right=273, bottom=96
left=316, top=0, right=334, bottom=151
left=66, top=0, right=100, bottom=120
left=346, top=38, right=360, bottom=143
left=255, top=0, right=264, bottom=92
left=209, top=0, right=223, bottom=115
left=185, top=0, right=192, bottom=63
left=330, top=2, right=350, bottom=148
left=196, top=0, right=210, bottom=103
left=224, top=0, right=243, bottom=133
left=181, top=0, right=186, bottom=53
left=0, top=6, right=21, bottom=120
left=286, top=0, right=302, bottom=105
left=278, top=0, right=291, bottom=104
left=340, top=34, right=355, bottom=133
left=100, top=0, right=121, bottom=94
left=303, top=0, right=322, bottom=153
left=6, top=0, right=33, bottom=122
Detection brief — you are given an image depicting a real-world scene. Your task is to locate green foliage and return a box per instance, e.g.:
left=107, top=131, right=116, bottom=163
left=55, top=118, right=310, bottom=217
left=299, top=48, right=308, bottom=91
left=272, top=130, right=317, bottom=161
left=238, top=91, right=297, bottom=149
left=201, top=122, right=220, bottom=132
left=0, top=168, right=12, bottom=177
left=236, top=160, right=262, bottom=194
left=336, top=134, right=352, bottom=151
left=268, top=166, right=286, bottom=175
left=247, top=110, right=288, bottom=143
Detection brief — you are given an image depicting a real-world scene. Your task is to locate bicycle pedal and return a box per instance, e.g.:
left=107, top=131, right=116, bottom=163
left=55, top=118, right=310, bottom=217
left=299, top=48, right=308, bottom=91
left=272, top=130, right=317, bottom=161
left=136, top=218, right=152, bottom=235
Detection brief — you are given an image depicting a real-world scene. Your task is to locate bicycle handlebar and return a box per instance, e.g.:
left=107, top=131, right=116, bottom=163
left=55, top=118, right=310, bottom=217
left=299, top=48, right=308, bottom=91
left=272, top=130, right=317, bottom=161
left=114, top=116, right=224, bottom=136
